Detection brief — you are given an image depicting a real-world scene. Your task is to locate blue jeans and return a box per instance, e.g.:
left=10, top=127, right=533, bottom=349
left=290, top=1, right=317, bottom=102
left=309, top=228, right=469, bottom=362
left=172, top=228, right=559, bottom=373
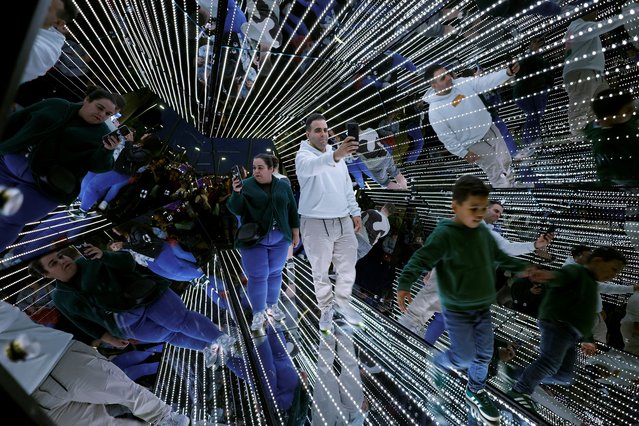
left=494, top=117, right=518, bottom=156
left=515, top=92, right=549, bottom=146
left=434, top=308, right=494, bottom=393
left=116, top=288, right=224, bottom=350
left=513, top=319, right=580, bottom=394
left=424, top=312, right=446, bottom=345
left=0, top=154, right=61, bottom=252
left=230, top=327, right=298, bottom=411
left=240, top=229, right=290, bottom=313
left=79, top=170, right=130, bottom=210
left=146, top=242, right=203, bottom=281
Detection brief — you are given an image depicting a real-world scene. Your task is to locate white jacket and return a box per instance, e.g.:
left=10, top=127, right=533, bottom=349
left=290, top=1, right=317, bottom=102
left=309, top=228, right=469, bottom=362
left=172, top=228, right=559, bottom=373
left=425, top=70, right=511, bottom=158
left=21, top=27, right=66, bottom=83
left=295, top=140, right=361, bottom=219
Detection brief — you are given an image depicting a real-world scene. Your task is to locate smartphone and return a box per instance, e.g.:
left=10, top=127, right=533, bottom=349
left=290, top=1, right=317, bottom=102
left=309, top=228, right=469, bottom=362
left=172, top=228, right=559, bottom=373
left=73, top=243, right=90, bottom=259
left=103, top=125, right=131, bottom=142
left=231, top=165, right=243, bottom=187
left=346, top=122, right=359, bottom=141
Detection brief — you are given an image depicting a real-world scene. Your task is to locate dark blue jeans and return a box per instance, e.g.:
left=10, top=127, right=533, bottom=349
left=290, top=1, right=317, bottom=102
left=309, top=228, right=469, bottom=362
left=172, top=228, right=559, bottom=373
left=79, top=170, right=130, bottom=210
left=513, top=319, right=580, bottom=395
left=424, top=312, right=446, bottom=345
left=515, top=92, right=549, bottom=145
left=116, top=288, right=224, bottom=350
left=240, top=229, right=290, bottom=313
left=434, top=308, right=494, bottom=393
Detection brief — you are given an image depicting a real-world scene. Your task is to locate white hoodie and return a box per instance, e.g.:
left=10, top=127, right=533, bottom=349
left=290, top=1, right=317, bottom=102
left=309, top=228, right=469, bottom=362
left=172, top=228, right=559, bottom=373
left=295, top=140, right=361, bottom=219
left=424, top=69, right=511, bottom=158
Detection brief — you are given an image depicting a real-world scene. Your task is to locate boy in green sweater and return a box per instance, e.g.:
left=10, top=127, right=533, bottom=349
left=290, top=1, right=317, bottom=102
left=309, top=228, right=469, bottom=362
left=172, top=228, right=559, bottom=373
left=396, top=175, right=547, bottom=422
left=508, top=246, right=626, bottom=413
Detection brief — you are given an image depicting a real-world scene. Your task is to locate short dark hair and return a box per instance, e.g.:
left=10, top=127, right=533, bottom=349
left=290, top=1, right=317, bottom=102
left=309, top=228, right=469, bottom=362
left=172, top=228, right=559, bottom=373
left=452, top=175, right=489, bottom=204
left=488, top=200, right=503, bottom=208
left=305, top=113, right=326, bottom=131
left=28, top=258, right=47, bottom=278
left=60, top=0, right=79, bottom=23
left=85, top=86, right=121, bottom=108
left=592, top=89, right=634, bottom=120
left=588, top=246, right=627, bottom=264
left=382, top=202, right=397, bottom=216
left=424, top=63, right=446, bottom=83
left=254, top=153, right=274, bottom=168
left=571, top=244, right=591, bottom=258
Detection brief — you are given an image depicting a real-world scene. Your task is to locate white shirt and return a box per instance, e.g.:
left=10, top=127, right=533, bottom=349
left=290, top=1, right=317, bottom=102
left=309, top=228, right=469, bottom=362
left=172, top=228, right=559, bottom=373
left=21, top=27, right=66, bottom=83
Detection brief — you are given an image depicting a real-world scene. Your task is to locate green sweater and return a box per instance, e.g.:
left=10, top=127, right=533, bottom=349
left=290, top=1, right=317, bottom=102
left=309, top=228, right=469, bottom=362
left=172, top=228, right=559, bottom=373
left=586, top=117, right=639, bottom=186
left=52, top=252, right=170, bottom=339
left=227, top=176, right=300, bottom=249
left=538, top=264, right=598, bottom=340
left=1, top=98, right=114, bottom=202
left=397, top=219, right=527, bottom=311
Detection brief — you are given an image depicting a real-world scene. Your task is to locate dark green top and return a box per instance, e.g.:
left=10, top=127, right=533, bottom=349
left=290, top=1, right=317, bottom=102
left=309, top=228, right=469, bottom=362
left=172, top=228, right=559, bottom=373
left=52, top=252, right=171, bottom=339
left=397, top=219, right=527, bottom=311
left=512, top=52, right=554, bottom=98
left=538, top=263, right=598, bottom=340
left=1, top=98, right=114, bottom=202
left=227, top=176, right=300, bottom=249
left=586, top=117, right=639, bottom=186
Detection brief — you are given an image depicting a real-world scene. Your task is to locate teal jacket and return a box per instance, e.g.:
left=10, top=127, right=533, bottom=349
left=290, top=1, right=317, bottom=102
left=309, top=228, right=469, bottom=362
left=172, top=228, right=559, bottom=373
left=397, top=219, right=527, bottom=311
left=538, top=264, right=598, bottom=340
left=52, top=252, right=170, bottom=339
left=1, top=98, right=114, bottom=202
left=226, top=176, right=300, bottom=249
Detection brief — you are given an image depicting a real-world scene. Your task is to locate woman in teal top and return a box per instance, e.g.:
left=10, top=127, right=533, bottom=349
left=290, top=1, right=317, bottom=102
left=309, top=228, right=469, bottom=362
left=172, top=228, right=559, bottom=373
left=227, top=154, right=300, bottom=334
left=0, top=86, right=122, bottom=252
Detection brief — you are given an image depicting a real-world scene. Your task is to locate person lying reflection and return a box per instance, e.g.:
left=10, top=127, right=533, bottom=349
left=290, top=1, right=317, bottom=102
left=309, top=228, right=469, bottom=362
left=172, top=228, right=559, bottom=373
left=27, top=245, right=239, bottom=365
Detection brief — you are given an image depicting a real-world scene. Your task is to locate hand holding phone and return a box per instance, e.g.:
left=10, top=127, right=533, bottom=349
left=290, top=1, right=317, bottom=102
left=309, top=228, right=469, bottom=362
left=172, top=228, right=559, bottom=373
left=346, top=122, right=359, bottom=141
left=231, top=165, right=243, bottom=192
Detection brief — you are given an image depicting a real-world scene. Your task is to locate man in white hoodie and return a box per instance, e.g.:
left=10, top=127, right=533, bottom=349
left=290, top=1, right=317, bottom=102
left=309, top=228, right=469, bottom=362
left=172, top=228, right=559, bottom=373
left=424, top=61, right=520, bottom=188
left=295, top=112, right=363, bottom=333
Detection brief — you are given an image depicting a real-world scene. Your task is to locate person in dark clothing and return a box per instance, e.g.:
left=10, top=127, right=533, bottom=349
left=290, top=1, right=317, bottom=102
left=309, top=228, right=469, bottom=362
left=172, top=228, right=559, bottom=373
left=586, top=89, right=639, bottom=186
left=508, top=246, right=627, bottom=414
left=510, top=275, right=546, bottom=318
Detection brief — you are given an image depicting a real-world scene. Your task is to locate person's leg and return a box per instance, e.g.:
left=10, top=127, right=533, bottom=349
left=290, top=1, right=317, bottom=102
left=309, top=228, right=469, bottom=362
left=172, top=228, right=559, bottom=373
left=564, top=70, right=608, bottom=137
left=33, top=341, right=171, bottom=425
left=331, top=217, right=359, bottom=310
left=493, top=117, right=518, bottom=156
left=0, top=155, right=61, bottom=251
left=300, top=217, right=337, bottom=310
left=542, top=340, right=577, bottom=385
left=513, top=320, right=580, bottom=394
left=153, top=242, right=202, bottom=281
left=424, top=312, right=446, bottom=345
left=265, top=230, right=291, bottom=307
left=241, top=243, right=270, bottom=313
left=620, top=321, right=639, bottom=356
left=592, top=312, right=608, bottom=344
left=471, top=127, right=513, bottom=188
left=405, top=125, right=424, bottom=164
left=398, top=281, right=441, bottom=334
left=79, top=170, right=128, bottom=211
left=117, top=289, right=224, bottom=350
left=267, top=329, right=299, bottom=411
left=168, top=241, right=198, bottom=263
left=434, top=309, right=482, bottom=374
left=515, top=97, right=537, bottom=146
left=467, top=309, right=495, bottom=393
left=102, top=173, right=131, bottom=203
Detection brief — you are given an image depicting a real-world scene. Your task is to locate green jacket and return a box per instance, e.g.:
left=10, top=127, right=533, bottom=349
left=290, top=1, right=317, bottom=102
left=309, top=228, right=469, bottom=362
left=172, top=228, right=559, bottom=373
left=538, top=264, right=598, bottom=340
left=586, top=117, right=639, bottom=186
left=52, top=252, right=171, bottom=339
left=1, top=98, right=114, bottom=202
left=227, top=176, right=300, bottom=249
left=397, top=219, right=527, bottom=311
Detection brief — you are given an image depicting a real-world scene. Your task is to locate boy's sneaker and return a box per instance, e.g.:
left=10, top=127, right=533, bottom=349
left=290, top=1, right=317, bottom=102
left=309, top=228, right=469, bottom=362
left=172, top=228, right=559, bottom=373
left=334, top=303, right=364, bottom=328
left=251, top=310, right=268, bottom=334
left=465, top=388, right=500, bottom=422
left=158, top=411, right=190, bottom=426
left=506, top=389, right=538, bottom=415
left=267, top=303, right=286, bottom=321
left=319, top=305, right=334, bottom=334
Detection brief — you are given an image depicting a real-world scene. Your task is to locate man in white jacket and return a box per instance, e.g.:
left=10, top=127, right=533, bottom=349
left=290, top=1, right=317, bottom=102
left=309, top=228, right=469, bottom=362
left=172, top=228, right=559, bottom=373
left=399, top=200, right=553, bottom=335
left=424, top=62, right=520, bottom=188
left=0, top=301, right=188, bottom=425
left=295, top=113, right=363, bottom=333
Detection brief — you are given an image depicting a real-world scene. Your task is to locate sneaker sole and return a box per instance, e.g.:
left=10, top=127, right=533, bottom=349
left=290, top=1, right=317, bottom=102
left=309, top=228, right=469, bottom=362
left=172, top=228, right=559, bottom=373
left=465, top=395, right=500, bottom=422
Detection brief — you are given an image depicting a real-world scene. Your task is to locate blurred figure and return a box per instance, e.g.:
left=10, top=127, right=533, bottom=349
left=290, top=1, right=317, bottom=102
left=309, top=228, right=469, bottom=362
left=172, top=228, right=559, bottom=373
left=356, top=203, right=396, bottom=260
left=620, top=292, right=639, bottom=355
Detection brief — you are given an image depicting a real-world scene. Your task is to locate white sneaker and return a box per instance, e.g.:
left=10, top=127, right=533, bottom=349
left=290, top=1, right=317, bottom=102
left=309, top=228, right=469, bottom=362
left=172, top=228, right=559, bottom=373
left=319, top=306, right=334, bottom=333
left=267, top=304, right=285, bottom=321
left=398, top=314, right=423, bottom=335
left=158, top=411, right=190, bottom=426
left=97, top=200, right=109, bottom=211
left=334, top=303, right=364, bottom=328
left=251, top=310, right=268, bottom=333
left=204, top=334, right=239, bottom=369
